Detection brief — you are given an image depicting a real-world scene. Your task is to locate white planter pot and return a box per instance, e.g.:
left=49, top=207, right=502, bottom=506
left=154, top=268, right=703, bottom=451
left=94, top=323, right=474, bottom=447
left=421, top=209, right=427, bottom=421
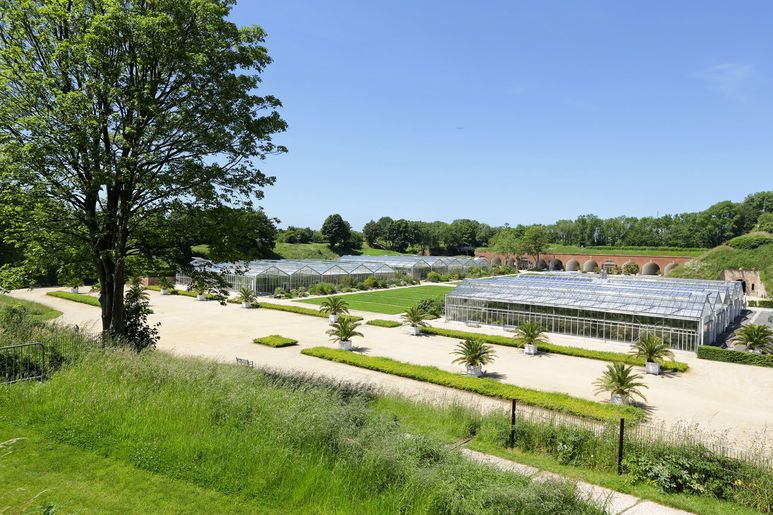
left=329, top=314, right=338, bottom=324
left=466, top=365, right=483, bottom=377
left=338, top=340, right=352, bottom=351
left=160, top=288, right=170, bottom=296
left=611, top=394, right=629, bottom=406
left=409, top=326, right=419, bottom=336
left=242, top=302, right=251, bottom=309
left=645, top=361, right=661, bottom=375
left=524, top=343, right=538, bottom=355
left=196, top=294, right=206, bottom=301
left=69, top=287, right=79, bottom=294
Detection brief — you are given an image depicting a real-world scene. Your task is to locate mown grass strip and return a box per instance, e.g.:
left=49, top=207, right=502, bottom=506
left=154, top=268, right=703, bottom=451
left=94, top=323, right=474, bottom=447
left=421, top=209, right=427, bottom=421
left=46, top=291, right=101, bottom=307
left=366, top=319, right=402, bottom=328
left=253, top=335, right=298, bottom=348
left=301, top=347, right=642, bottom=422
left=256, top=301, right=363, bottom=321
left=0, top=294, right=62, bottom=321
left=421, top=326, right=688, bottom=373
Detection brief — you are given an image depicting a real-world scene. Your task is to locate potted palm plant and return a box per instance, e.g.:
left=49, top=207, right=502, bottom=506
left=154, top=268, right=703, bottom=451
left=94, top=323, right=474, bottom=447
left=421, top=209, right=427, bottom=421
left=67, top=280, right=83, bottom=294
left=193, top=286, right=207, bottom=301
left=326, top=316, right=363, bottom=351
left=513, top=321, right=548, bottom=356
left=452, top=338, right=496, bottom=377
left=401, top=305, right=428, bottom=336
left=630, top=334, right=675, bottom=375
left=236, top=287, right=256, bottom=308
left=732, top=324, right=773, bottom=354
left=157, top=276, right=174, bottom=295
left=319, top=296, right=349, bottom=323
left=593, top=362, right=648, bottom=405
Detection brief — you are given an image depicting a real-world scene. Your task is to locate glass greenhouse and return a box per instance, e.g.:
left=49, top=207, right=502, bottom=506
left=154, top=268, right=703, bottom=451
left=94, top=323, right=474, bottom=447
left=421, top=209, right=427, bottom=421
left=445, top=273, right=744, bottom=351
left=339, top=255, right=489, bottom=279
left=178, top=258, right=399, bottom=295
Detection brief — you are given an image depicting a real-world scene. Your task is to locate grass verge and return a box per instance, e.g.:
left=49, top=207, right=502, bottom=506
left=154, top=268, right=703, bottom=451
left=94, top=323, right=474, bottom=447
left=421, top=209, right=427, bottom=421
left=421, top=326, right=688, bottom=372
left=366, top=319, right=402, bottom=328
left=301, top=346, right=642, bottom=422
left=253, top=335, right=298, bottom=348
left=46, top=291, right=101, bottom=307
left=297, top=285, right=454, bottom=315
left=0, top=294, right=62, bottom=321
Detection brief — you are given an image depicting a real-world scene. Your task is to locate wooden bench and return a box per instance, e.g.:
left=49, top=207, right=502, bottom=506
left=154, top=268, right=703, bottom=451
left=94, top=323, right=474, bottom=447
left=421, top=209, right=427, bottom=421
left=235, top=357, right=254, bottom=368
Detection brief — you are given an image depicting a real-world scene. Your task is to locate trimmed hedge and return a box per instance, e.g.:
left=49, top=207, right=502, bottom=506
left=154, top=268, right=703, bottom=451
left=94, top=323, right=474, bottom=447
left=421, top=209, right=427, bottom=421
left=421, top=326, right=688, bottom=372
left=697, top=345, right=773, bottom=368
left=253, top=335, right=298, bottom=348
left=748, top=299, right=773, bottom=308
left=46, top=291, right=101, bottom=307
left=366, top=319, right=402, bottom=328
left=146, top=285, right=221, bottom=300
left=255, top=302, right=363, bottom=322
left=301, top=347, right=643, bottom=422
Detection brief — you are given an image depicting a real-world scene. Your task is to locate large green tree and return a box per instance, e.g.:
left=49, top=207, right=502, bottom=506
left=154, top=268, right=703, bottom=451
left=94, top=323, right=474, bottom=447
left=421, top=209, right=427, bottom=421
left=0, top=0, right=286, bottom=336
left=320, top=214, right=352, bottom=251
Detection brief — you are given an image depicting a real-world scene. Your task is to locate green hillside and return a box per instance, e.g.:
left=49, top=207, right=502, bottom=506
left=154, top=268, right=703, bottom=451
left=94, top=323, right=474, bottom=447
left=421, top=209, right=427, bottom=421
left=192, top=243, right=410, bottom=261
left=668, top=233, right=773, bottom=293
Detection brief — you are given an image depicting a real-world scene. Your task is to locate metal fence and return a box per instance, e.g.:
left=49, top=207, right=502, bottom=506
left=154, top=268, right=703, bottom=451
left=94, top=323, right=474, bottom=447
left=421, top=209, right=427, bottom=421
left=0, top=342, right=46, bottom=384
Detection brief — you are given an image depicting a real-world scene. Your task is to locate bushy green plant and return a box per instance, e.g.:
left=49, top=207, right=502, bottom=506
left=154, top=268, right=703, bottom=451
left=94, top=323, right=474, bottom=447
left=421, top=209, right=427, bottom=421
left=236, top=287, right=257, bottom=304
left=426, top=271, right=441, bottom=282
left=512, top=321, right=549, bottom=348
left=318, top=296, right=349, bottom=317
left=697, top=345, right=773, bottom=368
left=732, top=324, right=773, bottom=353
left=253, top=335, right=298, bottom=348
left=452, top=338, right=496, bottom=369
left=157, top=276, right=174, bottom=290
left=326, top=317, right=363, bottom=344
left=726, top=232, right=773, bottom=250
left=622, top=262, right=640, bottom=275
left=123, top=284, right=158, bottom=352
left=414, top=297, right=444, bottom=318
left=630, top=334, right=675, bottom=363
left=593, top=363, right=647, bottom=404
left=308, top=282, right=337, bottom=296
left=401, top=306, right=428, bottom=329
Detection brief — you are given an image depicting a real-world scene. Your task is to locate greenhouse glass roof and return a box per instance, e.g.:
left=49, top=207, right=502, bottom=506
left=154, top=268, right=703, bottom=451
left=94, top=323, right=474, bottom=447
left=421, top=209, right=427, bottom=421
left=447, top=273, right=742, bottom=321
left=190, top=258, right=397, bottom=277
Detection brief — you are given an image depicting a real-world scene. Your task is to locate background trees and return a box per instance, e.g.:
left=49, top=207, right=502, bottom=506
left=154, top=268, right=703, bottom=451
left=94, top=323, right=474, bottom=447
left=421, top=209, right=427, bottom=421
left=321, top=214, right=353, bottom=251
left=0, top=0, right=286, bottom=336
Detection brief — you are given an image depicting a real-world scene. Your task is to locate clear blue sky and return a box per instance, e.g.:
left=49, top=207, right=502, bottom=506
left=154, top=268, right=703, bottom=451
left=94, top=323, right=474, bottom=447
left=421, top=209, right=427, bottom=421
left=229, top=1, right=773, bottom=230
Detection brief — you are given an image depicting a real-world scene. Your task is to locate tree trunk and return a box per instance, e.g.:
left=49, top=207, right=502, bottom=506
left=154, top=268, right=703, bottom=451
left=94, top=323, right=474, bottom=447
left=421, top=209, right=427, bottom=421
left=98, top=256, right=126, bottom=340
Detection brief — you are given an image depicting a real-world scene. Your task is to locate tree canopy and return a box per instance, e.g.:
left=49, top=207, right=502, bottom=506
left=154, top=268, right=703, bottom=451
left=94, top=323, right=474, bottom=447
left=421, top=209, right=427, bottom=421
left=0, top=0, right=286, bottom=336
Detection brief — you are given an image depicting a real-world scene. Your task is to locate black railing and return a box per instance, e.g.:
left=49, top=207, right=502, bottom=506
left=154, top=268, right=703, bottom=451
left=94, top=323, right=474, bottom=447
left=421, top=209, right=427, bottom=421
left=0, top=342, right=46, bottom=384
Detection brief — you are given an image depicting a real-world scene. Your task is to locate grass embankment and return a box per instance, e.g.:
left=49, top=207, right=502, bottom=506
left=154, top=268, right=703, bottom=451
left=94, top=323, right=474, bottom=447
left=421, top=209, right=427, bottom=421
left=421, top=327, right=689, bottom=373
left=253, top=335, right=298, bottom=348
left=668, top=234, right=773, bottom=292
left=193, top=242, right=409, bottom=260
left=298, top=285, right=454, bottom=315
left=477, top=245, right=707, bottom=257
left=0, top=351, right=603, bottom=514
left=366, top=319, right=402, bottom=328
left=0, top=294, right=62, bottom=321
left=46, top=291, right=101, bottom=307
left=301, top=347, right=642, bottom=422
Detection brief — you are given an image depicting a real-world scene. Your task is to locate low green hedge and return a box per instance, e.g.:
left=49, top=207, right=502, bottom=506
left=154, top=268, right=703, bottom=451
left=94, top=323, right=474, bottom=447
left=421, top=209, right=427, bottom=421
left=366, top=319, right=402, bottom=328
left=421, top=327, right=688, bottom=372
left=697, top=345, right=773, bottom=368
left=253, top=335, right=298, bottom=348
left=145, top=285, right=221, bottom=300
left=255, top=302, right=363, bottom=322
left=748, top=299, right=773, bottom=308
left=46, top=291, right=101, bottom=307
left=301, top=347, right=642, bottom=422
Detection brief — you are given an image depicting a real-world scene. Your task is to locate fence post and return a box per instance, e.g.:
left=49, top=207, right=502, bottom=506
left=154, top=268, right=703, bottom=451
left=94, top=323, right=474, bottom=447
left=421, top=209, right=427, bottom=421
left=509, top=399, right=516, bottom=449
left=617, top=417, right=625, bottom=475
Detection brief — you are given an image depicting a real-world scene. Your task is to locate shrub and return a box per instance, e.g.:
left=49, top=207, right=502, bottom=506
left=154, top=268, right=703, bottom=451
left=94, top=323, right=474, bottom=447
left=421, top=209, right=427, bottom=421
left=301, top=347, right=642, bottom=421
left=366, top=319, right=401, bottom=328
left=255, top=302, right=363, bottom=321
left=46, top=291, right=101, bottom=307
left=253, top=335, right=298, bottom=348
left=697, top=345, right=773, bottom=368
left=726, top=232, right=773, bottom=250
left=426, top=271, right=441, bottom=283
left=420, top=327, right=688, bottom=372
left=308, top=282, right=337, bottom=296
left=122, top=284, right=159, bottom=352
left=414, top=297, right=445, bottom=318
left=748, top=299, right=773, bottom=308
left=622, top=262, right=640, bottom=275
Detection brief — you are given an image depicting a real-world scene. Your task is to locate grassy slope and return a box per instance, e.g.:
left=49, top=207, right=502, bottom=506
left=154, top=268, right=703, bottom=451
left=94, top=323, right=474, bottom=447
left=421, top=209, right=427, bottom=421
left=0, top=424, right=257, bottom=514
left=668, top=242, right=773, bottom=292
left=0, top=294, right=62, bottom=321
left=297, top=285, right=454, bottom=314
left=0, top=351, right=602, bottom=514
left=478, top=245, right=707, bottom=257
left=193, top=242, right=409, bottom=261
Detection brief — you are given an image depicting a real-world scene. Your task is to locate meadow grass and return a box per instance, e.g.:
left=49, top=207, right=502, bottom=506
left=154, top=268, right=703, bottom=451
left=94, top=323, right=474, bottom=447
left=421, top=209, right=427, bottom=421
left=669, top=242, right=773, bottom=293
left=301, top=346, right=642, bottom=422
left=0, top=350, right=603, bottom=515
left=297, top=285, right=455, bottom=315
left=0, top=294, right=62, bottom=321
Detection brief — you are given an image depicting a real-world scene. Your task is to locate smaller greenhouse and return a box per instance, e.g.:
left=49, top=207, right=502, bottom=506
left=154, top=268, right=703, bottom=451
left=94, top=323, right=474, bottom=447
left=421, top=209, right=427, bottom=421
left=445, top=273, right=744, bottom=351
left=177, top=258, right=398, bottom=295
left=339, top=255, right=489, bottom=279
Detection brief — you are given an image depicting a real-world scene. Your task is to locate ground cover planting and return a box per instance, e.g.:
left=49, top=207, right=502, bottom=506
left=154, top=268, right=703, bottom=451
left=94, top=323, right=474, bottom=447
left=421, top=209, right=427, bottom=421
left=297, top=285, right=454, bottom=315
left=253, top=335, right=298, bottom=348
left=421, top=327, right=689, bottom=372
left=46, top=291, right=101, bottom=307
left=301, top=346, right=642, bottom=422
left=366, top=319, right=402, bottom=328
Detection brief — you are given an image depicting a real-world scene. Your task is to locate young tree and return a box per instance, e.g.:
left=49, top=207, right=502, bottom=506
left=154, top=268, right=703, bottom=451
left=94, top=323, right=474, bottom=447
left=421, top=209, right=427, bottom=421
left=0, top=1, right=286, bottom=337
left=321, top=214, right=352, bottom=251
left=490, top=229, right=520, bottom=263
left=517, top=226, right=550, bottom=266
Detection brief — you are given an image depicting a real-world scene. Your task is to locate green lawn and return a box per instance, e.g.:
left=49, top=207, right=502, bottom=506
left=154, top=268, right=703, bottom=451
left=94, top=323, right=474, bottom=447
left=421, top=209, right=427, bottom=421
left=0, top=294, right=62, bottom=321
left=478, top=245, right=707, bottom=257
left=296, top=285, right=454, bottom=314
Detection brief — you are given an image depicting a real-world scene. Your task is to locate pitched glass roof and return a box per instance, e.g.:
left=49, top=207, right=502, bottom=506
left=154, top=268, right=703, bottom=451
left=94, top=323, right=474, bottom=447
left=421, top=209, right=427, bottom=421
left=447, top=273, right=741, bottom=321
